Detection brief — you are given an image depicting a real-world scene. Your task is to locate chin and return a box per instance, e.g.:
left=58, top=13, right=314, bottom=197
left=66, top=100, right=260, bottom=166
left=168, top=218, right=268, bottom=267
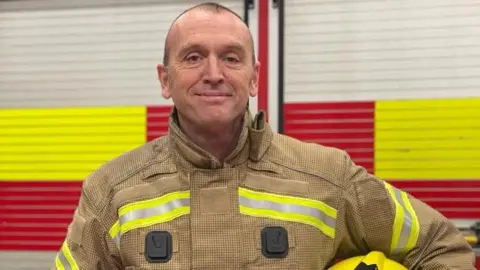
left=200, top=115, right=230, bottom=125
left=200, top=108, right=228, bottom=119
left=195, top=106, right=244, bottom=124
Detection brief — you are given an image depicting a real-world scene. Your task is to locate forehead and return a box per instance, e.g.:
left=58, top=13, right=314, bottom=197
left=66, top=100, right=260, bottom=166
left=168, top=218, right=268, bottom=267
left=168, top=10, right=252, bottom=53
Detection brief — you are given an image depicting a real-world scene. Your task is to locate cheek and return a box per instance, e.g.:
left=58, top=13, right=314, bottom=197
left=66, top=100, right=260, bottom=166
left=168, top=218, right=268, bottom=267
left=230, top=72, right=252, bottom=91
left=168, top=74, right=193, bottom=97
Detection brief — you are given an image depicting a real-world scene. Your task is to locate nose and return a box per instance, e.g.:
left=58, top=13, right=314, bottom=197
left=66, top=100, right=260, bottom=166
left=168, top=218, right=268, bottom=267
left=202, top=56, right=224, bottom=85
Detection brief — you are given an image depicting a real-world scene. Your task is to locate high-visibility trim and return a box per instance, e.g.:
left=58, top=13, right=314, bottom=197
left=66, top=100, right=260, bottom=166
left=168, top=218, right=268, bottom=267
left=109, top=191, right=190, bottom=243
left=54, top=255, right=64, bottom=270
left=54, top=240, right=80, bottom=270
left=108, top=220, right=121, bottom=248
left=384, top=182, right=420, bottom=256
left=238, top=187, right=337, bottom=238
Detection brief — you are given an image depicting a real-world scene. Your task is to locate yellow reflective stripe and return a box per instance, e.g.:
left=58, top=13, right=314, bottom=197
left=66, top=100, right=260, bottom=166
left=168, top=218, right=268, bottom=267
left=121, top=206, right=189, bottom=234
left=384, top=182, right=420, bottom=256
left=54, top=254, right=65, bottom=270
left=108, top=220, right=121, bottom=247
left=240, top=205, right=336, bottom=238
left=385, top=183, right=404, bottom=254
left=110, top=191, right=190, bottom=243
left=238, top=188, right=337, bottom=218
left=238, top=187, right=337, bottom=238
left=118, top=191, right=190, bottom=216
left=402, top=191, right=420, bottom=252
left=55, top=240, right=79, bottom=270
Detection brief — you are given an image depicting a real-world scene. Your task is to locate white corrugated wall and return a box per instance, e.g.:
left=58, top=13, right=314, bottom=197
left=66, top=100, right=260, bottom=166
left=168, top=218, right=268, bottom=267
left=0, top=0, right=243, bottom=108
left=284, top=0, right=480, bottom=102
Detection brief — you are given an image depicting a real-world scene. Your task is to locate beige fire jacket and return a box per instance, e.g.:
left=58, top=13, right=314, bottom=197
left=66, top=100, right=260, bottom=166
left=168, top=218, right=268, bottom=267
left=52, top=110, right=475, bottom=269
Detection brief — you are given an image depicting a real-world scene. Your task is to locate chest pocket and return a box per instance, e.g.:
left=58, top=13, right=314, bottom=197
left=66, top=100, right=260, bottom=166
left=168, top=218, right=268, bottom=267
left=240, top=173, right=338, bottom=269
left=117, top=213, right=189, bottom=269
left=121, top=227, right=185, bottom=269
left=110, top=174, right=190, bottom=269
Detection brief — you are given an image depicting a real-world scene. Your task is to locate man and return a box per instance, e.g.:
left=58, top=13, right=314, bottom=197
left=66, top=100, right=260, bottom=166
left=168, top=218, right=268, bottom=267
left=52, top=2, right=475, bottom=269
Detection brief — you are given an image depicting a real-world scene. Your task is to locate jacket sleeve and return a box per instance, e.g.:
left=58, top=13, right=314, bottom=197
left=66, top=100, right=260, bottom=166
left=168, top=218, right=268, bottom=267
left=51, top=181, right=122, bottom=270
left=341, top=152, right=476, bottom=269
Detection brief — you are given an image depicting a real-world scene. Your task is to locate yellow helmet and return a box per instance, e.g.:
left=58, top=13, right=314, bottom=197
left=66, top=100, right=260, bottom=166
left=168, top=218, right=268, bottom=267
left=329, top=251, right=407, bottom=270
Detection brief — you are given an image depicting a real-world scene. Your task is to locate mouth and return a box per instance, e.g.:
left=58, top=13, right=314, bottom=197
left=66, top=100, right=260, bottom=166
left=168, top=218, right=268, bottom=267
left=195, top=93, right=232, bottom=97
left=195, top=92, right=231, bottom=104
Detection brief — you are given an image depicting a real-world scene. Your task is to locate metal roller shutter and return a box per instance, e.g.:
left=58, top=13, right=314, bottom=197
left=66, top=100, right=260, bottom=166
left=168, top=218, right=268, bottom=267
left=0, top=0, right=243, bottom=108
left=284, top=0, right=480, bottom=102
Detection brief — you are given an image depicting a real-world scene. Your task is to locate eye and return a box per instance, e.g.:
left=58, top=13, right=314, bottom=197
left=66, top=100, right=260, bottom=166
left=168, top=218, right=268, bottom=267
left=223, top=56, right=240, bottom=64
left=185, top=54, right=202, bottom=63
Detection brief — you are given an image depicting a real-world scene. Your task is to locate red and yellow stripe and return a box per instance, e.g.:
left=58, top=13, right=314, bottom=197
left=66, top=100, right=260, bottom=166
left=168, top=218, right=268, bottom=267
left=1, top=98, right=479, bottom=251
left=0, top=105, right=171, bottom=251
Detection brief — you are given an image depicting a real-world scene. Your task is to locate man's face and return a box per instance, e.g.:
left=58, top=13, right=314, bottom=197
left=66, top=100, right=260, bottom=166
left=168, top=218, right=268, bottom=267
left=157, top=10, right=259, bottom=128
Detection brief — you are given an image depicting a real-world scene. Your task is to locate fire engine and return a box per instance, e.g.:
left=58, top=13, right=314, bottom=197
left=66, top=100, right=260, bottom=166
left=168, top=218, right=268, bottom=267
left=0, top=0, right=479, bottom=268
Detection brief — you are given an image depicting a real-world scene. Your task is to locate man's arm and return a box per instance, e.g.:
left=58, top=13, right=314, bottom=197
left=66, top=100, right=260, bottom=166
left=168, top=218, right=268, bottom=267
left=51, top=184, right=122, bottom=269
left=341, top=152, right=475, bottom=269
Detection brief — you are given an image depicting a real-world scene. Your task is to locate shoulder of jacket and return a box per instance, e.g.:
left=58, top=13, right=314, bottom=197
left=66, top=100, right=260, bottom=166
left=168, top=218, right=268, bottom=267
left=81, top=136, right=172, bottom=209
left=266, top=133, right=349, bottom=188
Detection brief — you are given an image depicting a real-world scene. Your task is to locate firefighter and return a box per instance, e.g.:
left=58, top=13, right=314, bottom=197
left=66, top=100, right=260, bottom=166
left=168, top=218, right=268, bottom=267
left=52, top=2, right=476, bottom=269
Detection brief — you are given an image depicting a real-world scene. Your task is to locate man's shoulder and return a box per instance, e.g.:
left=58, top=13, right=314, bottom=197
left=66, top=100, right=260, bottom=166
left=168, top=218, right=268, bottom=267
left=81, top=136, right=172, bottom=206
left=96, top=136, right=170, bottom=177
left=266, top=132, right=349, bottom=186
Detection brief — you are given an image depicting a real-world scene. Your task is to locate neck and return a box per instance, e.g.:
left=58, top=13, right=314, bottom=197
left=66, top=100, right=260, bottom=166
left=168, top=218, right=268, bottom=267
left=177, top=113, right=245, bottom=163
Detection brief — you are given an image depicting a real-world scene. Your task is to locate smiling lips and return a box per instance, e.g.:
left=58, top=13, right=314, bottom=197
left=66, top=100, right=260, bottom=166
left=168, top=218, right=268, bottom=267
left=196, top=91, right=232, bottom=97
left=195, top=92, right=232, bottom=104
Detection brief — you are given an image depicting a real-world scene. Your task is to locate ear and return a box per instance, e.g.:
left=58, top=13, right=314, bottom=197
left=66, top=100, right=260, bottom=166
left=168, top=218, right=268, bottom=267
left=249, top=61, right=260, bottom=97
left=157, top=64, right=171, bottom=99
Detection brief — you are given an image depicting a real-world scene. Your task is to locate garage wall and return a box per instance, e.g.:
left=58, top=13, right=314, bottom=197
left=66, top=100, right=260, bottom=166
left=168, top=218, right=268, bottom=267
left=284, top=0, right=480, bottom=102
left=0, top=0, right=242, bottom=108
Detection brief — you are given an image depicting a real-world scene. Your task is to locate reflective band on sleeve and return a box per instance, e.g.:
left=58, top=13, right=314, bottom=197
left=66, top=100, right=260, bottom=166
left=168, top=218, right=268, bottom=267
left=109, top=190, right=190, bottom=245
left=54, top=240, right=80, bottom=270
left=238, top=187, right=337, bottom=238
left=108, top=220, right=121, bottom=248
left=384, top=182, right=420, bottom=256
left=54, top=255, right=64, bottom=270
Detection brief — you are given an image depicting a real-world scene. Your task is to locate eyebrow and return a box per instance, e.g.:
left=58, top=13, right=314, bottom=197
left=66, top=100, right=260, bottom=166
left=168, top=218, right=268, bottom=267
left=177, top=42, right=247, bottom=58
left=224, top=43, right=247, bottom=55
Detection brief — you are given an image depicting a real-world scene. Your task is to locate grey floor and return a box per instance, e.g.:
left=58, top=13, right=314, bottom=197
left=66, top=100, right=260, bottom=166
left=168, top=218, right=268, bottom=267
left=0, top=252, right=55, bottom=270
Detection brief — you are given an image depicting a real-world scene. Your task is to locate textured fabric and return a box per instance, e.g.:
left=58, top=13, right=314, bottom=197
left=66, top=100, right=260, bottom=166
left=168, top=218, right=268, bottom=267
left=52, top=109, right=476, bottom=269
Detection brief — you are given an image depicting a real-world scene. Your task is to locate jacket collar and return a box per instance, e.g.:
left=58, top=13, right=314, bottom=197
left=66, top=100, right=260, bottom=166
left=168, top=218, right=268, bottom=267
left=167, top=107, right=272, bottom=169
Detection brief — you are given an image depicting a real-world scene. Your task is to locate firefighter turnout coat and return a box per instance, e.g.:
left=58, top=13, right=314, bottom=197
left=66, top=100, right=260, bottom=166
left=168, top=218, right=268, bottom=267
left=52, top=109, right=475, bottom=269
